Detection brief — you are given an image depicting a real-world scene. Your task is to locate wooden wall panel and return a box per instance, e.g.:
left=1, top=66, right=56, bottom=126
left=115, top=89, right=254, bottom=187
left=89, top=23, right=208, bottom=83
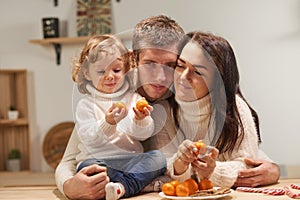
left=0, top=69, right=30, bottom=171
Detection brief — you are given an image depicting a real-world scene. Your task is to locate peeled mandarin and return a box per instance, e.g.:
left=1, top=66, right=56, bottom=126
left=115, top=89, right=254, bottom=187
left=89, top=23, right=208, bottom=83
left=193, top=140, right=207, bottom=156
left=113, top=102, right=126, bottom=110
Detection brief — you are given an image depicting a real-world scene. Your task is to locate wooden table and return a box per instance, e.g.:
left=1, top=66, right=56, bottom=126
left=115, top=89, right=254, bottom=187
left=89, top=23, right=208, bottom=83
left=0, top=172, right=299, bottom=200
left=124, top=178, right=300, bottom=200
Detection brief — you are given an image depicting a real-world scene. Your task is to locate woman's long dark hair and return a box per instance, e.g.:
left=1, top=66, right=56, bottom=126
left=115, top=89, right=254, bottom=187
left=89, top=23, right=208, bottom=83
left=174, top=32, right=261, bottom=154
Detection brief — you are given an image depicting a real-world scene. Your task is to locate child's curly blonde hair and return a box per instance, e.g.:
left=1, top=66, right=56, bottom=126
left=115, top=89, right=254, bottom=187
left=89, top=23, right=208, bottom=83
left=72, top=34, right=134, bottom=94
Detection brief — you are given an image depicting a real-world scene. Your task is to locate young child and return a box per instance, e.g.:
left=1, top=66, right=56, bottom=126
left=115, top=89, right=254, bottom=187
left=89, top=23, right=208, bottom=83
left=72, top=34, right=166, bottom=200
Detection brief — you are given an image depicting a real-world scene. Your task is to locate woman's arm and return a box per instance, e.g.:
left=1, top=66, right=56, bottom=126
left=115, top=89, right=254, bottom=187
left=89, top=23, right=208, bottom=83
left=209, top=95, right=260, bottom=188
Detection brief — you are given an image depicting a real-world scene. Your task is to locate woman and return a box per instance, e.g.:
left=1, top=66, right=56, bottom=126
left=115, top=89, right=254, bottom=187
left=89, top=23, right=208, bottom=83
left=169, top=31, right=260, bottom=188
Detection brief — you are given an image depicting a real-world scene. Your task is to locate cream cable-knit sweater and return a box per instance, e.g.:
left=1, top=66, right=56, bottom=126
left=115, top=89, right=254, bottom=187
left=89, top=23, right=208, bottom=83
left=75, top=81, right=154, bottom=165
left=56, top=92, right=269, bottom=195
left=167, top=94, right=259, bottom=188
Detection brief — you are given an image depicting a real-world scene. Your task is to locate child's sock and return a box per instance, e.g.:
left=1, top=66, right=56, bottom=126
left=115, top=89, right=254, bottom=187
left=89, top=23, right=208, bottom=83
left=105, top=182, right=125, bottom=200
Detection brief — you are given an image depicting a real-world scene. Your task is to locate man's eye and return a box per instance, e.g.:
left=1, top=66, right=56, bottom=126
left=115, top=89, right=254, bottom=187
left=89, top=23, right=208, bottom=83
left=97, top=70, right=105, bottom=75
left=144, top=62, right=156, bottom=67
left=167, top=63, right=177, bottom=69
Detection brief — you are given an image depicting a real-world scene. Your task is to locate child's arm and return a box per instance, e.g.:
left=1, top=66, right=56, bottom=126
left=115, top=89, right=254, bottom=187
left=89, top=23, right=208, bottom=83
left=118, top=95, right=154, bottom=141
left=76, top=99, right=118, bottom=143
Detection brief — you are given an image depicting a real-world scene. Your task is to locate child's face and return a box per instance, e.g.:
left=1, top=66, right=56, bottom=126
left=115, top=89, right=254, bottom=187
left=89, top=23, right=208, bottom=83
left=84, top=52, right=126, bottom=94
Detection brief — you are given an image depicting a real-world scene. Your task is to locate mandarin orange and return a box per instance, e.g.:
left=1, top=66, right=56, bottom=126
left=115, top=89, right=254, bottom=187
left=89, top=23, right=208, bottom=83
left=170, top=180, right=180, bottom=188
left=162, top=182, right=176, bottom=196
left=183, top=178, right=198, bottom=195
left=136, top=98, right=149, bottom=112
left=198, top=179, right=214, bottom=190
left=193, top=140, right=207, bottom=156
left=175, top=183, right=190, bottom=197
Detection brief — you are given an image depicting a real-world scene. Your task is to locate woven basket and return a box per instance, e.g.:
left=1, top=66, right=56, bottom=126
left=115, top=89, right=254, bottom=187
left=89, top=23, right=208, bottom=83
left=43, top=121, right=74, bottom=169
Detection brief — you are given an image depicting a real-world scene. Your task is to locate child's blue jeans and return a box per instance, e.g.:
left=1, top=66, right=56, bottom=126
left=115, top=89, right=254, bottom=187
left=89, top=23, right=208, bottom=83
left=77, top=150, right=166, bottom=197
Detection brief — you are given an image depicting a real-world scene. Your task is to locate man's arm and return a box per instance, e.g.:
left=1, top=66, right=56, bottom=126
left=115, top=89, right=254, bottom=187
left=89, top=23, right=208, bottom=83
left=233, top=158, right=280, bottom=187
left=55, top=128, right=109, bottom=199
left=63, top=164, right=109, bottom=199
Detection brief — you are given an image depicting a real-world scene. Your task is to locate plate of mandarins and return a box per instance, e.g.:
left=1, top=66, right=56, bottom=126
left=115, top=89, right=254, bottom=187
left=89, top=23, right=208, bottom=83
left=159, top=178, right=233, bottom=199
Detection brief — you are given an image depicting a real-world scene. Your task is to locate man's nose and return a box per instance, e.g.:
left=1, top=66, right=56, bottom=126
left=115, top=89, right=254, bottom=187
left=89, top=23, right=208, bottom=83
left=154, top=65, right=167, bottom=81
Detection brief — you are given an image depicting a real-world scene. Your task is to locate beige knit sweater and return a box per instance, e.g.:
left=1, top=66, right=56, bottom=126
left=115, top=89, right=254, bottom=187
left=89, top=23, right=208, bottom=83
left=167, top=94, right=259, bottom=188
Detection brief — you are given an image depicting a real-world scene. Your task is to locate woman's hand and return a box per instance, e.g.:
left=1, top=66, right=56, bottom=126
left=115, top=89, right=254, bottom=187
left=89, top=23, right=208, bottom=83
left=191, top=147, right=219, bottom=180
left=63, top=164, right=110, bottom=200
left=173, top=140, right=197, bottom=175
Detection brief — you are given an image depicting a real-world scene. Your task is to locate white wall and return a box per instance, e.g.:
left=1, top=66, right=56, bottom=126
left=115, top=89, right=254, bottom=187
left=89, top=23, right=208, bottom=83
left=1, top=0, right=299, bottom=172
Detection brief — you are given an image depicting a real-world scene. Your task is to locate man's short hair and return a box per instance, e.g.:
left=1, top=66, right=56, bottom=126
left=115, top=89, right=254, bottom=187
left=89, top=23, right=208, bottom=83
left=132, top=15, right=184, bottom=62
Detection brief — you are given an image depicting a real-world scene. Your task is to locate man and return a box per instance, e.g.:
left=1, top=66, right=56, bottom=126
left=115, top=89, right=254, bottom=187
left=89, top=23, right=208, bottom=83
left=55, top=15, right=279, bottom=199
left=56, top=15, right=184, bottom=199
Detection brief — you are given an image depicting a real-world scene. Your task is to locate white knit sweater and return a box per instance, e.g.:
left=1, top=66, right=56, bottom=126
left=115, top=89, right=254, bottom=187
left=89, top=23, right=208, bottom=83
left=167, top=94, right=259, bottom=188
left=75, top=81, right=154, bottom=165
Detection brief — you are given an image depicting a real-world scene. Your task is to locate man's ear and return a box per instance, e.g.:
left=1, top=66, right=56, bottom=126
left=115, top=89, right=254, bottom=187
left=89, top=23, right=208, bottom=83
left=128, top=50, right=134, bottom=58
left=127, top=50, right=137, bottom=69
left=83, top=69, right=92, bottom=81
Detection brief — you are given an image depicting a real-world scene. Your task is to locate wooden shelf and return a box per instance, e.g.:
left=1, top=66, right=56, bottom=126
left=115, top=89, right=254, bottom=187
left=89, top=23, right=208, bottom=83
left=28, top=36, right=91, bottom=45
left=29, top=33, right=132, bottom=65
left=0, top=69, right=30, bottom=171
left=0, top=118, right=29, bottom=127
left=29, top=36, right=91, bottom=65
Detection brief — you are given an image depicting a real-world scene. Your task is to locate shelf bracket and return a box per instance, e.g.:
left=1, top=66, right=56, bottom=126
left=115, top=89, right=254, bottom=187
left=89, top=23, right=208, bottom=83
left=53, top=43, right=61, bottom=65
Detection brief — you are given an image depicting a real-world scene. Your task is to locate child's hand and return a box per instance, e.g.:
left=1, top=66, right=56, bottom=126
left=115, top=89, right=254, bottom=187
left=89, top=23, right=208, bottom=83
left=133, top=104, right=153, bottom=120
left=105, top=103, right=128, bottom=125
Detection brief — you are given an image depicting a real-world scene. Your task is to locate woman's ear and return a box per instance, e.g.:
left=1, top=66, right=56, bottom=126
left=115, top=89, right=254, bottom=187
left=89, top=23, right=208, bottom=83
left=83, top=68, right=92, bottom=81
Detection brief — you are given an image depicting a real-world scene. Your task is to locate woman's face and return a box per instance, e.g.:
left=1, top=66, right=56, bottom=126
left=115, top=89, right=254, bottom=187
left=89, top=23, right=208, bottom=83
left=174, top=41, right=215, bottom=102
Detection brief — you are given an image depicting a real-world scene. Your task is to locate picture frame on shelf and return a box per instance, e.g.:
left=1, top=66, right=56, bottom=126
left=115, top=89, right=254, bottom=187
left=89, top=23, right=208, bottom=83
left=77, top=0, right=112, bottom=36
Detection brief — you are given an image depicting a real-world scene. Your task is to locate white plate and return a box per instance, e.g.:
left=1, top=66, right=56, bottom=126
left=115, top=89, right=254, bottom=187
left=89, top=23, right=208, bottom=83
left=158, top=188, right=233, bottom=200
